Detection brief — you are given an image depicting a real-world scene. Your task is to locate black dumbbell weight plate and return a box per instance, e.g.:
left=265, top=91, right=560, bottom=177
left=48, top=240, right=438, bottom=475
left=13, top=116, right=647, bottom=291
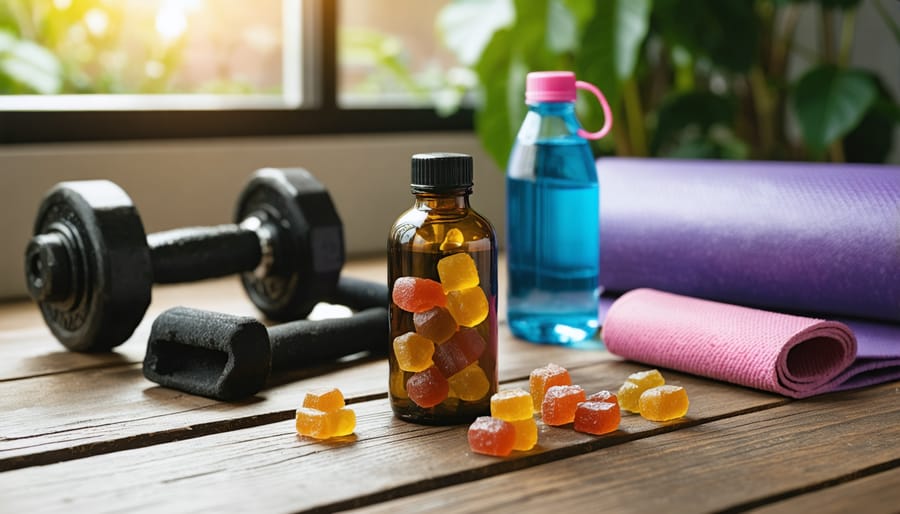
left=235, top=168, right=344, bottom=322
left=26, top=181, right=152, bottom=352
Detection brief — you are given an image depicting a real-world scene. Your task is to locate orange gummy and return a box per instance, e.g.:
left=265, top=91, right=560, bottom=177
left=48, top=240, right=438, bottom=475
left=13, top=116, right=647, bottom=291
left=585, top=390, right=618, bottom=405
left=392, top=332, right=435, bottom=372
left=302, top=387, right=345, bottom=412
left=490, top=389, right=533, bottom=421
left=406, top=366, right=449, bottom=408
left=574, top=401, right=620, bottom=435
left=413, top=307, right=458, bottom=344
left=529, top=363, right=572, bottom=412
left=446, top=286, right=489, bottom=327
left=437, top=253, right=480, bottom=292
left=392, top=277, right=446, bottom=313
left=541, top=385, right=586, bottom=426
left=433, top=327, right=486, bottom=378
left=638, top=385, right=689, bottom=421
left=467, top=416, right=515, bottom=457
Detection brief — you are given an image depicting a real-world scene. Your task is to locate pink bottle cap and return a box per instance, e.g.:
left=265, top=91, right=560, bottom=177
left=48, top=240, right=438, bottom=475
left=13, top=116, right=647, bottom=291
left=524, top=71, right=613, bottom=140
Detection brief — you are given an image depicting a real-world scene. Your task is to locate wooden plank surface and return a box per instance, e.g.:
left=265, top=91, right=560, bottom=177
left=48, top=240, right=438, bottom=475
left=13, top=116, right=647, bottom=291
left=356, top=383, right=900, bottom=514
left=748, top=466, right=900, bottom=514
left=0, top=363, right=784, bottom=513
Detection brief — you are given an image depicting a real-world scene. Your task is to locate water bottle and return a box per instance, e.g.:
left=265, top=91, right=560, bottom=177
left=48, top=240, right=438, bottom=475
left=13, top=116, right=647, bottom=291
left=506, top=71, right=612, bottom=347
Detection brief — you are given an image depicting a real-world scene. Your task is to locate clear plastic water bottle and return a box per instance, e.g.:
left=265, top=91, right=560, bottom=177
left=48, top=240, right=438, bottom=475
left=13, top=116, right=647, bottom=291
left=506, top=71, right=612, bottom=347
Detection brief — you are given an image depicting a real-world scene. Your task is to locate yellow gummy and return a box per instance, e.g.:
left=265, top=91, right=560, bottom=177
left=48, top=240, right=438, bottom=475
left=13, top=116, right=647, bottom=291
left=638, top=385, right=689, bottom=421
left=302, top=387, right=345, bottom=413
left=393, top=332, right=435, bottom=372
left=331, top=407, right=356, bottom=436
left=437, top=253, right=480, bottom=292
left=391, top=370, right=409, bottom=399
left=439, top=228, right=465, bottom=251
left=491, top=389, right=533, bottom=421
left=446, top=286, right=489, bottom=327
left=448, top=363, right=491, bottom=401
left=510, top=417, right=538, bottom=451
left=626, top=369, right=666, bottom=389
left=296, top=407, right=333, bottom=439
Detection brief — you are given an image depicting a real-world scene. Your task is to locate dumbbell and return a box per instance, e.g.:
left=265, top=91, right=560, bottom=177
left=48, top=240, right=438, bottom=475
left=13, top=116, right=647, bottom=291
left=25, top=168, right=344, bottom=353
left=144, top=276, right=389, bottom=401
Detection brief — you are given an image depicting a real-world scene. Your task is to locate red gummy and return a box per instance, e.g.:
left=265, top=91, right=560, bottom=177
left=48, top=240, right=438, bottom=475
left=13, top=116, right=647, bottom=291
left=467, top=416, right=515, bottom=457
left=574, top=400, right=621, bottom=435
left=433, top=328, right=486, bottom=378
left=585, top=390, right=618, bottom=405
left=406, top=366, right=449, bottom=408
left=392, top=277, right=447, bottom=313
left=541, top=385, right=586, bottom=426
left=413, top=307, right=458, bottom=344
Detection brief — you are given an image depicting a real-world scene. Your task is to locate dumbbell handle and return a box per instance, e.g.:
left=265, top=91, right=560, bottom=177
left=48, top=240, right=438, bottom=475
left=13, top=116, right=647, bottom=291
left=148, top=224, right=263, bottom=284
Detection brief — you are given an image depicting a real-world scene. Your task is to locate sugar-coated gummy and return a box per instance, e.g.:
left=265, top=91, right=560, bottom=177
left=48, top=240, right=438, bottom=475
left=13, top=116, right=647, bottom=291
left=585, top=390, right=618, bottom=405
left=437, top=253, right=480, bottom=292
left=406, top=366, right=450, bottom=408
left=509, top=417, right=538, bottom=451
left=393, top=332, right=435, bottom=372
left=392, top=277, right=446, bottom=313
left=295, top=407, right=333, bottom=439
left=491, top=389, right=533, bottom=421
left=413, top=307, right=458, bottom=344
left=432, top=327, right=486, bottom=378
left=302, top=387, right=345, bottom=413
left=529, top=363, right=572, bottom=413
left=638, top=385, right=689, bottom=421
left=541, top=385, right=586, bottom=426
left=618, top=369, right=666, bottom=413
left=445, top=286, right=489, bottom=327
left=574, top=401, right=620, bottom=435
left=448, top=363, right=491, bottom=401
left=467, top=416, right=516, bottom=457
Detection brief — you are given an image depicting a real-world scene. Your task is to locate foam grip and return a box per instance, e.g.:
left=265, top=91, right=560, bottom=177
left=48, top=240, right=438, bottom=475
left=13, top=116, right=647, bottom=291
left=328, top=276, right=389, bottom=311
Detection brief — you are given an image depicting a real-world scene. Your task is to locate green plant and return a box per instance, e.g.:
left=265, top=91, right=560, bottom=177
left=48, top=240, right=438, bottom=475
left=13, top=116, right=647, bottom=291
left=438, top=0, right=900, bottom=166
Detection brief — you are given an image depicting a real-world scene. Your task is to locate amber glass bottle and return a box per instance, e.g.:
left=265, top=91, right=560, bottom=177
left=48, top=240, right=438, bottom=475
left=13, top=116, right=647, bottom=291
left=388, top=153, right=498, bottom=425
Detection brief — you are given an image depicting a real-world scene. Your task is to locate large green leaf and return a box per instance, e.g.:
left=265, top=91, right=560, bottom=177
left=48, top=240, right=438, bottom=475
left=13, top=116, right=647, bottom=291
left=473, top=29, right=519, bottom=168
left=575, top=0, right=651, bottom=112
left=437, top=0, right=514, bottom=66
left=0, top=30, right=62, bottom=94
left=842, top=74, right=899, bottom=163
left=791, top=65, right=878, bottom=155
left=654, top=0, right=759, bottom=72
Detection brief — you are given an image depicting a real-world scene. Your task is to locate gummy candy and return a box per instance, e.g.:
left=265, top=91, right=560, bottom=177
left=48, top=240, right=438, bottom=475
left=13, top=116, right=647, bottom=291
left=585, top=390, right=618, bottom=405
left=467, top=416, right=515, bottom=457
left=490, top=389, right=533, bottom=421
left=439, top=228, right=464, bottom=251
left=447, top=363, right=490, bottom=401
left=618, top=369, right=666, bottom=413
left=406, top=366, right=449, bottom=408
left=433, top=327, right=486, bottom=378
left=295, top=407, right=333, bottom=439
left=509, top=417, right=538, bottom=451
left=331, top=408, right=357, bottom=437
left=392, top=277, right=446, bottom=313
left=302, top=387, right=345, bottom=412
left=413, top=307, right=458, bottom=344
left=529, top=363, right=572, bottom=412
left=446, top=286, right=489, bottom=327
left=574, top=401, right=620, bottom=435
left=541, top=385, right=586, bottom=426
left=638, top=385, right=689, bottom=421
left=393, top=332, right=435, bottom=372
left=437, top=253, right=480, bottom=292
left=390, top=370, right=409, bottom=399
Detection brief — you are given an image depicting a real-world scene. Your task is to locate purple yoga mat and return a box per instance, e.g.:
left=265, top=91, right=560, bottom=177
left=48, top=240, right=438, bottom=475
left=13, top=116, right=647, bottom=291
left=597, top=158, right=900, bottom=394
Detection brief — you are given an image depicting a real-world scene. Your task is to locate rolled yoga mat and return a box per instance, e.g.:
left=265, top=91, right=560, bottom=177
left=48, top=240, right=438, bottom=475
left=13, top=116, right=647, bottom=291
left=597, top=158, right=900, bottom=396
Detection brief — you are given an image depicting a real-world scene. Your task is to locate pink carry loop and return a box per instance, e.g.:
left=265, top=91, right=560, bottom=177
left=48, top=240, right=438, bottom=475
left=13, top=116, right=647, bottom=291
left=524, top=71, right=613, bottom=140
left=602, top=289, right=858, bottom=399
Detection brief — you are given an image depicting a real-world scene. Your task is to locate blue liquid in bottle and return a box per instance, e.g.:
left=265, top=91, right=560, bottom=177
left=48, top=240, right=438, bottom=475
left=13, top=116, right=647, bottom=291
left=506, top=101, right=601, bottom=347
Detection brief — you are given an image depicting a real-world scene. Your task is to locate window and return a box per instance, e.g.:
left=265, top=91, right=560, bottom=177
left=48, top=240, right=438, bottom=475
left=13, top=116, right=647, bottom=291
left=0, top=0, right=472, bottom=143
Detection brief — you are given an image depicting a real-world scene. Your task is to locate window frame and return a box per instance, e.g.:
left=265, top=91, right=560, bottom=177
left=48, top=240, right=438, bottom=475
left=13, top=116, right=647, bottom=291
left=0, top=0, right=473, bottom=144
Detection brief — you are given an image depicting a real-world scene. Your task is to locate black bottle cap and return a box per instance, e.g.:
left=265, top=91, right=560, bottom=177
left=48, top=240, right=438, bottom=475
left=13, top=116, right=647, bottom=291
left=411, top=153, right=473, bottom=191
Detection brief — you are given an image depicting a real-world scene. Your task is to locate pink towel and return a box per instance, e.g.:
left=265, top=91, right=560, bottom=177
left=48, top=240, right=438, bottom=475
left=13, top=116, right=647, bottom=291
left=602, top=289, right=857, bottom=399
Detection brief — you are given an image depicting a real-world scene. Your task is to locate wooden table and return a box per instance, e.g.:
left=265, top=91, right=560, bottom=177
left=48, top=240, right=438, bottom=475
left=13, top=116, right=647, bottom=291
left=1, top=258, right=898, bottom=513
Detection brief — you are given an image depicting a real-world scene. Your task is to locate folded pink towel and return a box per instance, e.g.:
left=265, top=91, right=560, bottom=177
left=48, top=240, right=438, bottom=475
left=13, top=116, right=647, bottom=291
left=602, top=289, right=858, bottom=399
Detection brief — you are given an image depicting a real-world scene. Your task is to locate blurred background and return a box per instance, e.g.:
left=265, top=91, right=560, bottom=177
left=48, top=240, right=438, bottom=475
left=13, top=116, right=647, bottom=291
left=0, top=0, right=897, bottom=298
